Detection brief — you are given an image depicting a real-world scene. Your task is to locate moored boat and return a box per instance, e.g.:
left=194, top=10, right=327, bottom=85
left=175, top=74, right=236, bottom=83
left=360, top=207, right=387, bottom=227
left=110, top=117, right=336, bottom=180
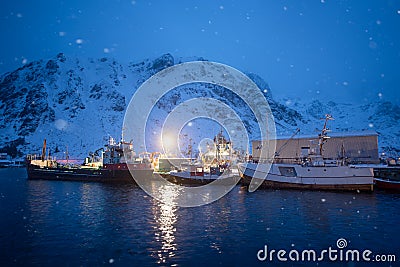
left=238, top=115, right=374, bottom=192
left=160, top=130, right=241, bottom=186
left=373, top=166, right=400, bottom=190
left=238, top=162, right=374, bottom=191
left=26, top=137, right=153, bottom=183
left=165, top=162, right=239, bottom=186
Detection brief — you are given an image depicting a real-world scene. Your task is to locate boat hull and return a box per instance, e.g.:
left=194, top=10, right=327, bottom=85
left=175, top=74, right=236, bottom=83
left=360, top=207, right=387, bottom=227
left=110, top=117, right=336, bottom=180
left=238, top=163, right=374, bottom=192
left=160, top=172, right=240, bottom=186
left=373, top=166, right=400, bottom=190
left=27, top=165, right=153, bottom=183
left=374, top=178, right=400, bottom=190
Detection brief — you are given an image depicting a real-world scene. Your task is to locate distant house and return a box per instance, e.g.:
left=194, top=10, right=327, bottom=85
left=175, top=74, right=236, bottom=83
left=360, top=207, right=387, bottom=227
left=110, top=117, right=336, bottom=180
left=252, top=131, right=379, bottom=164
left=0, top=153, right=13, bottom=167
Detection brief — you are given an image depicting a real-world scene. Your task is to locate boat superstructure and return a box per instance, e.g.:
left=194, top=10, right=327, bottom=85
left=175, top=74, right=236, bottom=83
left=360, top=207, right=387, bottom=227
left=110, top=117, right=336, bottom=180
left=162, top=130, right=240, bottom=186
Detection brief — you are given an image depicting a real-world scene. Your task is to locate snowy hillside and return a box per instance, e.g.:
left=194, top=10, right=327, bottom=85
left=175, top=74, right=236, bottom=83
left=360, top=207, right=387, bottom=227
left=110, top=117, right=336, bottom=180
left=278, top=97, right=400, bottom=155
left=0, top=53, right=399, bottom=159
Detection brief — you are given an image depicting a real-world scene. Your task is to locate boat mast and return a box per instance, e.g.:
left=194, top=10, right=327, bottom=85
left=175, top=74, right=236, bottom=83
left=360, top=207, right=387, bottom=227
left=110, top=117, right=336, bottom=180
left=121, top=127, right=126, bottom=143
left=66, top=145, right=69, bottom=163
left=318, top=114, right=334, bottom=156
left=41, top=139, right=46, bottom=161
left=188, top=138, right=193, bottom=162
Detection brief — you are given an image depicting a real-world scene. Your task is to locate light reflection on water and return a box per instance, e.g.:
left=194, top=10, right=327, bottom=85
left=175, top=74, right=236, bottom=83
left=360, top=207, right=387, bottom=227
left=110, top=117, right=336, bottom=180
left=150, top=184, right=178, bottom=264
left=1, top=168, right=400, bottom=266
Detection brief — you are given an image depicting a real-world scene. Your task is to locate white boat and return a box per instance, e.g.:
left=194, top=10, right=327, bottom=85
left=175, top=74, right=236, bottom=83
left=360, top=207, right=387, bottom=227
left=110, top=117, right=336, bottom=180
left=238, top=115, right=374, bottom=192
left=238, top=161, right=374, bottom=191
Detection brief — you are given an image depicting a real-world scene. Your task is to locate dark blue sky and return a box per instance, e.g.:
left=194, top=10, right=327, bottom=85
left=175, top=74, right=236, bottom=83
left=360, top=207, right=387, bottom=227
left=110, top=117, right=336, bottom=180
left=1, top=0, right=399, bottom=103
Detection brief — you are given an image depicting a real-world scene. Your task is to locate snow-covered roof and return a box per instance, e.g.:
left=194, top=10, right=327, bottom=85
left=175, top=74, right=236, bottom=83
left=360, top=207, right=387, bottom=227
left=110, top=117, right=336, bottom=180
left=254, top=130, right=378, bottom=142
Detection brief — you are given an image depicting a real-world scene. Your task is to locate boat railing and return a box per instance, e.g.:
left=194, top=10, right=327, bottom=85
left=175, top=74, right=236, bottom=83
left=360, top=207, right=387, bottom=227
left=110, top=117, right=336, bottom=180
left=254, top=156, right=348, bottom=167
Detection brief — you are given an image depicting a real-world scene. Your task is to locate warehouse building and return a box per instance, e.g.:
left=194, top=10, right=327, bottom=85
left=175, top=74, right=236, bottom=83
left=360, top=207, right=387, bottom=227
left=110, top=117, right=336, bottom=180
left=252, top=131, right=379, bottom=164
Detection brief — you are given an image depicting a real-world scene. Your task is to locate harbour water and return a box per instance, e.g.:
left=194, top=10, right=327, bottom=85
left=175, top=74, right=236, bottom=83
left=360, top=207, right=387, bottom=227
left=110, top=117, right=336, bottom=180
left=1, top=168, right=399, bottom=266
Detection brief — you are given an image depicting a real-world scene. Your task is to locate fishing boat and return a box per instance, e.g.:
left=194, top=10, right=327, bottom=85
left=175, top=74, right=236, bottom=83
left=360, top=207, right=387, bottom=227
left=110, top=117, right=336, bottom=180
left=373, top=165, right=400, bottom=190
left=166, top=162, right=239, bottom=186
left=26, top=137, right=153, bottom=183
left=238, top=115, right=374, bottom=191
left=162, top=130, right=240, bottom=186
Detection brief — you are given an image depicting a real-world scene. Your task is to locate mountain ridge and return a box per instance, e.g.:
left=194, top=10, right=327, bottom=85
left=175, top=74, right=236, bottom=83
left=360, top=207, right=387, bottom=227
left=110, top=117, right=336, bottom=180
left=0, top=53, right=398, bottom=159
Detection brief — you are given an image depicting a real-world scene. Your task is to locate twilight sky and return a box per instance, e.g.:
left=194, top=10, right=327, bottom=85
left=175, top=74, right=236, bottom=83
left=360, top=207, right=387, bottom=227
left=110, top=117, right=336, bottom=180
left=1, top=0, right=399, bottom=103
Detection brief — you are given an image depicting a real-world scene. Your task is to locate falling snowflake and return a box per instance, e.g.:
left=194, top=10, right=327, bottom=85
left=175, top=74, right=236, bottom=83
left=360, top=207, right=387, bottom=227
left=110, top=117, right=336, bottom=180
left=75, top=38, right=83, bottom=44
left=16, top=13, right=23, bottom=18
left=369, top=41, right=377, bottom=49
left=219, top=5, right=224, bottom=10
left=22, top=58, right=27, bottom=64
left=109, top=258, right=114, bottom=264
left=321, top=198, right=326, bottom=202
left=103, top=48, right=110, bottom=53
left=59, top=31, right=66, bottom=37
left=368, top=123, right=374, bottom=128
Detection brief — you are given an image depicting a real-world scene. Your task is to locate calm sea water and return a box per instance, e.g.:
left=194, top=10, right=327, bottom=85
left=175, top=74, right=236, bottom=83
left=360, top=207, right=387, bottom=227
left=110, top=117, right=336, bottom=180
left=1, top=168, right=399, bottom=266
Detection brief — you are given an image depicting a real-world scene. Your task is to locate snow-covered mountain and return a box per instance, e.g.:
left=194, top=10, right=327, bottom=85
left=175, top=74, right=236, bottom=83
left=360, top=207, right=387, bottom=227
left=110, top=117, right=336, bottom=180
left=0, top=53, right=398, bottom=159
left=279, top=97, right=400, bottom=155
